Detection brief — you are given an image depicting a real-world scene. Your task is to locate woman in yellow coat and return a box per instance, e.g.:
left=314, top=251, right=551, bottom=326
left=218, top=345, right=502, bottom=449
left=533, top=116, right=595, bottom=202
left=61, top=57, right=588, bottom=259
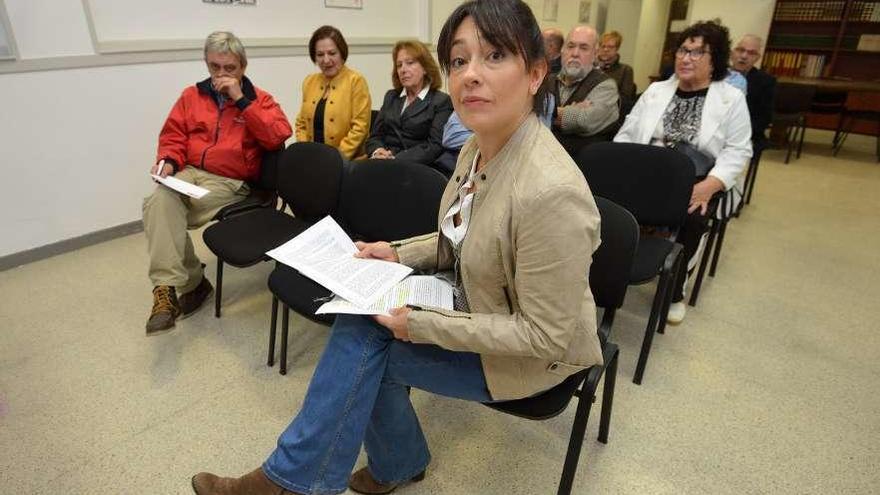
left=295, top=25, right=372, bottom=160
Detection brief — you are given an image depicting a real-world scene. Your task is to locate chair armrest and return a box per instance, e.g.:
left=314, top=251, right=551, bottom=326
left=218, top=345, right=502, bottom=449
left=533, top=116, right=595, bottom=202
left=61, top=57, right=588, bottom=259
left=213, top=188, right=277, bottom=221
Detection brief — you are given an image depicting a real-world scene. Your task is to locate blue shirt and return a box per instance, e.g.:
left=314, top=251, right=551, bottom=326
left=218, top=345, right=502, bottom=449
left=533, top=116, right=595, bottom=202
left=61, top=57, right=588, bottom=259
left=441, top=94, right=555, bottom=150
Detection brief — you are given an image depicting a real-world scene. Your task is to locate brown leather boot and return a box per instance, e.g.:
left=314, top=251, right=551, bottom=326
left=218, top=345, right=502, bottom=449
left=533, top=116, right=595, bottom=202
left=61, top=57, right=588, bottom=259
left=145, top=285, right=180, bottom=335
left=348, top=467, right=426, bottom=495
left=191, top=467, right=303, bottom=495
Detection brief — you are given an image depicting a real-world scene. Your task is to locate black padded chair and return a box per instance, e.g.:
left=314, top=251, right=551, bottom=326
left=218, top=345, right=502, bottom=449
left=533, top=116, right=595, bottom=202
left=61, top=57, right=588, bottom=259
left=267, top=160, right=448, bottom=374
left=484, top=196, right=637, bottom=495
left=211, top=147, right=283, bottom=223
left=772, top=83, right=817, bottom=164
left=575, top=142, right=694, bottom=384
left=202, top=142, right=344, bottom=317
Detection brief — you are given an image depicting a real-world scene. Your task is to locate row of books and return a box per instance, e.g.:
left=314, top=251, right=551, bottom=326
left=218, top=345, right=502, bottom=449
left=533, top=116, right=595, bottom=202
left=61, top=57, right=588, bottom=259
left=763, top=51, right=827, bottom=78
left=849, top=1, right=880, bottom=21
left=768, top=34, right=862, bottom=49
left=774, top=1, right=846, bottom=21
left=857, top=34, right=880, bottom=50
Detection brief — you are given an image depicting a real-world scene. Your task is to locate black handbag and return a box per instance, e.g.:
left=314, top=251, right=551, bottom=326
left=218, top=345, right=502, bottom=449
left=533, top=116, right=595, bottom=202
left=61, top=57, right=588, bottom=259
left=669, top=141, right=715, bottom=180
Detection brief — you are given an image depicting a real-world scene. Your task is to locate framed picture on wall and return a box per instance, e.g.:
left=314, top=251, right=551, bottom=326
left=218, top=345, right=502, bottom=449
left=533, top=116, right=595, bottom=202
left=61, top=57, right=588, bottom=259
left=543, top=0, right=558, bottom=21
left=578, top=1, right=591, bottom=23
left=325, top=0, right=363, bottom=9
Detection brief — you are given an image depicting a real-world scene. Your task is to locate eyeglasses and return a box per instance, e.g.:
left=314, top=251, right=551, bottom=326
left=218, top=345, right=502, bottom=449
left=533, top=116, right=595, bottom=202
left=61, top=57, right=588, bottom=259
left=675, top=47, right=708, bottom=60
left=733, top=47, right=760, bottom=57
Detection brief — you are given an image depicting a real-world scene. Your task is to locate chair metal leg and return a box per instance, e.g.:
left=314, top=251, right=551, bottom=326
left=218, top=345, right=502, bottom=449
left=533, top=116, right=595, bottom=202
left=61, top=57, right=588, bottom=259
left=784, top=124, right=795, bottom=164
left=556, top=379, right=596, bottom=495
left=745, top=152, right=761, bottom=204
left=688, top=221, right=719, bottom=307
left=796, top=119, right=806, bottom=159
left=214, top=259, right=223, bottom=318
left=656, top=251, right=684, bottom=335
left=709, top=217, right=729, bottom=277
left=598, top=346, right=619, bottom=444
left=280, top=304, right=289, bottom=375
left=634, top=269, right=669, bottom=384
left=268, top=296, right=278, bottom=367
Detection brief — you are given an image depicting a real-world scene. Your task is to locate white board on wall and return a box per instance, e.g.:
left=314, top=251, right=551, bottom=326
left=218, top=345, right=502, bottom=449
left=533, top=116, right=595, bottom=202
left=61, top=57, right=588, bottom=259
left=0, top=0, right=15, bottom=59
left=83, top=0, right=430, bottom=53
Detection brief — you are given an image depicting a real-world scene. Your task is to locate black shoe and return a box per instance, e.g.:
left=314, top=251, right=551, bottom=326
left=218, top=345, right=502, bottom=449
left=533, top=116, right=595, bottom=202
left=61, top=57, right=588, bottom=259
left=146, top=286, right=180, bottom=335
left=179, top=277, right=213, bottom=317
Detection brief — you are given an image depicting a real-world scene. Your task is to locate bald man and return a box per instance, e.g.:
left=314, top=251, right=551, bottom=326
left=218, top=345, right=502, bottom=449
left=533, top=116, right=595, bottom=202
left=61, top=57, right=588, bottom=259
left=542, top=28, right=564, bottom=75
left=732, top=34, right=776, bottom=150
left=551, top=25, right=619, bottom=157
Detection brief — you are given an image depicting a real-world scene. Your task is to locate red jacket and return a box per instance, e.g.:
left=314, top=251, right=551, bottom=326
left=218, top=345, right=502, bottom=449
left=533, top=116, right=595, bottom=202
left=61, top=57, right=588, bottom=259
left=157, top=77, right=292, bottom=182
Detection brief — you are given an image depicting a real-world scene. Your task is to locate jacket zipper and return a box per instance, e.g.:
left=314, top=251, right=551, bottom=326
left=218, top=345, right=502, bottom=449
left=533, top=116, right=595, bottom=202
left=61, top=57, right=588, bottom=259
left=502, top=286, right=513, bottom=314
left=200, top=103, right=224, bottom=167
left=407, top=305, right=472, bottom=319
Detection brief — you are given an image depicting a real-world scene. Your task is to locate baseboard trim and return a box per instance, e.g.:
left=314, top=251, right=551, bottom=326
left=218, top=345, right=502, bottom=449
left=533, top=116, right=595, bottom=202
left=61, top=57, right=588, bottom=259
left=0, top=221, right=144, bottom=272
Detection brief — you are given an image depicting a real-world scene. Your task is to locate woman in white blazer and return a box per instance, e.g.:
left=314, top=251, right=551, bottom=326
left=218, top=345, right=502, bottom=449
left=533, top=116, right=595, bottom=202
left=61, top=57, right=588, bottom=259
left=614, top=21, right=752, bottom=324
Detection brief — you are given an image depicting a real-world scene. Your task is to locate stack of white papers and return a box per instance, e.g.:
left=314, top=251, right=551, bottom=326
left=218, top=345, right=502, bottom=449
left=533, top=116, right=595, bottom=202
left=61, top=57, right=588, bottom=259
left=266, top=216, right=413, bottom=308
left=266, top=216, right=454, bottom=315
left=316, top=276, right=453, bottom=316
left=151, top=174, right=211, bottom=199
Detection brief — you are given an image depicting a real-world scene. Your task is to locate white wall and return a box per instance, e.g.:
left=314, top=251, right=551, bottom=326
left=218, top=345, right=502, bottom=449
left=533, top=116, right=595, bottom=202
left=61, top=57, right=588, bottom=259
left=631, top=0, right=671, bottom=91
left=605, top=0, right=642, bottom=82
left=688, top=0, right=775, bottom=57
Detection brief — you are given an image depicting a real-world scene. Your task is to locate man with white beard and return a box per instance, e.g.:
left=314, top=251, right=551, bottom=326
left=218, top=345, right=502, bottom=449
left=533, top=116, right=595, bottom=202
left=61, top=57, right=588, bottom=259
left=550, top=25, right=619, bottom=157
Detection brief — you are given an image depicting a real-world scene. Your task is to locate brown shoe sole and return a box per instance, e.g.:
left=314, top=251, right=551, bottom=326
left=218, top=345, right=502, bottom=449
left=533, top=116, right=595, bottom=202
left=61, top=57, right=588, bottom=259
left=349, top=469, right=425, bottom=495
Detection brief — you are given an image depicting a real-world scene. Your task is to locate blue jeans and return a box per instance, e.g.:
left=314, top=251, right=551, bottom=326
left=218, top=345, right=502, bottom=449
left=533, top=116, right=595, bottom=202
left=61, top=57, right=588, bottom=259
left=262, top=314, right=492, bottom=495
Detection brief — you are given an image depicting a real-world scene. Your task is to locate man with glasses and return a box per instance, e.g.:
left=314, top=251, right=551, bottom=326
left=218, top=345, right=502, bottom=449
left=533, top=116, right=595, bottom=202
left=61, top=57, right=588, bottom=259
left=551, top=24, right=620, bottom=157
left=731, top=34, right=776, bottom=149
left=142, top=32, right=292, bottom=335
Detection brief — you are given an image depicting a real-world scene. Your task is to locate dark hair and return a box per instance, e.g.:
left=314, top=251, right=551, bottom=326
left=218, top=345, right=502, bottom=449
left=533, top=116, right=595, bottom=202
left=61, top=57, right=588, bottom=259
left=392, top=40, right=443, bottom=91
left=677, top=21, right=731, bottom=81
left=309, top=25, right=349, bottom=63
left=436, top=0, right=548, bottom=116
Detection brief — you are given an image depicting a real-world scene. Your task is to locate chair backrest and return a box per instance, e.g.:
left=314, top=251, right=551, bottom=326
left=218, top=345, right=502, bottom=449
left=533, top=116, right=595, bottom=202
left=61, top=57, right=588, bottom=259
left=337, top=160, right=448, bottom=242
left=590, top=196, right=638, bottom=311
left=774, top=82, right=817, bottom=114
left=810, top=89, right=847, bottom=114
left=575, top=142, right=694, bottom=228
left=277, top=142, right=344, bottom=223
left=254, top=147, right=284, bottom=191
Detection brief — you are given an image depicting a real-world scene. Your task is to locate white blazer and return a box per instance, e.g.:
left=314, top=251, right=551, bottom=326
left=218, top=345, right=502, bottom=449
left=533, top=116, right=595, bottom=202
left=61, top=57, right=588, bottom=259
left=614, top=77, right=753, bottom=190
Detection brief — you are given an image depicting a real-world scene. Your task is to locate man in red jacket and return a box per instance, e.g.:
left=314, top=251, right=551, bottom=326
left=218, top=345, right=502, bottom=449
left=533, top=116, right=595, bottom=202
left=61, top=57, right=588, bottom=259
left=143, top=31, right=292, bottom=335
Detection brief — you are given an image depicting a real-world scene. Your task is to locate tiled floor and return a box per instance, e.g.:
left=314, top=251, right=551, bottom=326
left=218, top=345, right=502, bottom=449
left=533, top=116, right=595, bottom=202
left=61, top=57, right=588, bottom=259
left=2, top=131, right=879, bottom=494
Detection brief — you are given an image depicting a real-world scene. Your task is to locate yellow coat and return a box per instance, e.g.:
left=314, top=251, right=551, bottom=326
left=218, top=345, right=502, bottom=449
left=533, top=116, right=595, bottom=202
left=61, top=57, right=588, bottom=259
left=295, top=65, right=372, bottom=160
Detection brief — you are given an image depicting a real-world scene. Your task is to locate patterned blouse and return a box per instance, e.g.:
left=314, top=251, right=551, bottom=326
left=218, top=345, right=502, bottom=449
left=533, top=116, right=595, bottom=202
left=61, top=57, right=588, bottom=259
left=652, top=87, right=709, bottom=147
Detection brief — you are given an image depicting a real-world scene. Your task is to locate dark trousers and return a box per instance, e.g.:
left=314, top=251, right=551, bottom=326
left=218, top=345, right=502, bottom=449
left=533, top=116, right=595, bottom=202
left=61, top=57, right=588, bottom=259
left=671, top=208, right=711, bottom=302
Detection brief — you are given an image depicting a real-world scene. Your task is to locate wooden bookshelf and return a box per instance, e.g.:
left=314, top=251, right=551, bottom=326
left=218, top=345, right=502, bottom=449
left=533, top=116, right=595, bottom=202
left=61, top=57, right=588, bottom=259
left=767, top=0, right=880, bottom=134
left=765, top=0, right=880, bottom=80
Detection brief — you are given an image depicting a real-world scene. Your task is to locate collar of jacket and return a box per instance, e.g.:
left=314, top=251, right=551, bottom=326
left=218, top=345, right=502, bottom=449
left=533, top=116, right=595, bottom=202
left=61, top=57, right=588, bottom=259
left=450, top=113, right=540, bottom=194
left=598, top=56, right=620, bottom=71
left=321, top=65, right=352, bottom=86
left=196, top=75, right=257, bottom=101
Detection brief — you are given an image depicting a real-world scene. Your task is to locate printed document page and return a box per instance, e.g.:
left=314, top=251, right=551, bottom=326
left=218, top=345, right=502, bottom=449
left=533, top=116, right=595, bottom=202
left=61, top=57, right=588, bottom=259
left=151, top=175, right=210, bottom=199
left=266, top=216, right=412, bottom=308
left=316, top=275, right=454, bottom=316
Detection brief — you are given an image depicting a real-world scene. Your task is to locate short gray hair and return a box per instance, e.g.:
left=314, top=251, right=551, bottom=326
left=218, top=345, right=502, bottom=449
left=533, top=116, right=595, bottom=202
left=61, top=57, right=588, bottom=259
left=204, top=31, right=247, bottom=67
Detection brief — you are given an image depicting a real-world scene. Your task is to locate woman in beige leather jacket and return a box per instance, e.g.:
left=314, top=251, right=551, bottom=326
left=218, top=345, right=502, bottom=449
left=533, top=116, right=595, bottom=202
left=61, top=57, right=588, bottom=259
left=191, top=2, right=602, bottom=494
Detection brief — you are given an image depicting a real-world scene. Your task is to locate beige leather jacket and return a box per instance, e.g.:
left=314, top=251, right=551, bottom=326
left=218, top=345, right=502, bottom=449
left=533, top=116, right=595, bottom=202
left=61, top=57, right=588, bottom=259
left=394, top=114, right=603, bottom=400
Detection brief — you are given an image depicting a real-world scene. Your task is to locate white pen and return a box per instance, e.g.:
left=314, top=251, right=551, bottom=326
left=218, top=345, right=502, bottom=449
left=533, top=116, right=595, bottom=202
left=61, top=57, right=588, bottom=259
left=156, top=159, right=166, bottom=178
